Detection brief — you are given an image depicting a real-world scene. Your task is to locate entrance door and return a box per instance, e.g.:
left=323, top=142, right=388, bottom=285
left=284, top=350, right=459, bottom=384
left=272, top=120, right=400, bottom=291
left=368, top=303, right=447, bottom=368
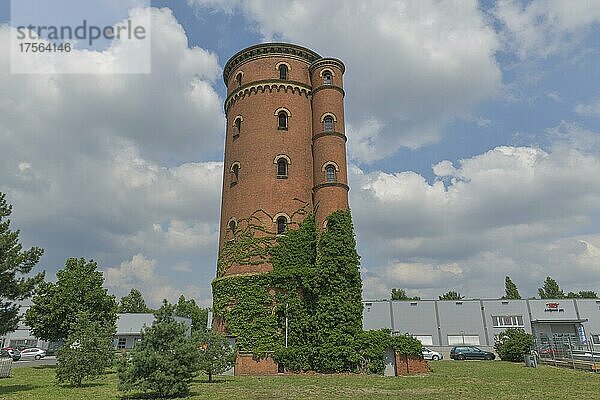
left=383, top=348, right=396, bottom=376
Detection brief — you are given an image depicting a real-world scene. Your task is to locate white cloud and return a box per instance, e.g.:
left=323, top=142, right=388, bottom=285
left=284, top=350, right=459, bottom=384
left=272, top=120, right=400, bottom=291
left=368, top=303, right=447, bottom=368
left=189, top=0, right=502, bottom=163
left=351, top=126, right=600, bottom=299
left=0, top=8, right=225, bottom=306
left=575, top=98, right=600, bottom=116
left=546, top=92, right=562, bottom=103
left=0, top=8, right=224, bottom=164
left=104, top=254, right=211, bottom=307
left=494, top=0, right=600, bottom=59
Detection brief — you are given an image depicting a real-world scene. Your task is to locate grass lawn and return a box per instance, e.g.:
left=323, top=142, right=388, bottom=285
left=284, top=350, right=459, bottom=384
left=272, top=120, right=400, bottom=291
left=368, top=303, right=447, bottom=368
left=0, top=361, right=599, bottom=400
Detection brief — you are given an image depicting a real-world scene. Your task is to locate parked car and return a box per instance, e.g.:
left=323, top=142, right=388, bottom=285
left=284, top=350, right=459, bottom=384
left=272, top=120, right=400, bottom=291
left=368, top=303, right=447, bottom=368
left=1, top=348, right=21, bottom=361
left=450, top=346, right=495, bottom=360
left=422, top=347, right=443, bottom=360
left=0, top=349, right=14, bottom=360
left=20, top=348, right=46, bottom=360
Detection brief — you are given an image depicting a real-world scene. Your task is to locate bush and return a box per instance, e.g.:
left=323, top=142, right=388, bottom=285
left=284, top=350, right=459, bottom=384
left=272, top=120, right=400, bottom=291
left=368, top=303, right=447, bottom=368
left=118, top=301, right=200, bottom=398
left=276, top=330, right=423, bottom=375
left=391, top=335, right=423, bottom=358
left=56, top=312, right=115, bottom=387
left=195, top=330, right=235, bottom=382
left=494, top=328, right=534, bottom=362
left=355, top=330, right=393, bottom=374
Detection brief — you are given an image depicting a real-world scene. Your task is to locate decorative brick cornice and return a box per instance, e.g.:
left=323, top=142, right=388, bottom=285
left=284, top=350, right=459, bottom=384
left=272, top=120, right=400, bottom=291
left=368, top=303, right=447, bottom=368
left=313, top=131, right=347, bottom=142
left=224, top=43, right=322, bottom=85
left=313, top=182, right=350, bottom=192
left=311, top=85, right=345, bottom=97
left=225, top=80, right=312, bottom=113
left=309, top=58, right=345, bottom=74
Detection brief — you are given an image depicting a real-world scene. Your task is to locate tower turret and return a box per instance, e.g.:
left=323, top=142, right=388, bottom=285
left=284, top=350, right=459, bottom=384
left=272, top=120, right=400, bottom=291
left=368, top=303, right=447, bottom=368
left=309, top=58, right=349, bottom=228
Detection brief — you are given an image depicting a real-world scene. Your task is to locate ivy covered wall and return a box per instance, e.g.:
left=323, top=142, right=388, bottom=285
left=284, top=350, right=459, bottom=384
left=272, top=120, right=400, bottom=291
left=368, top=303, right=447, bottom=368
left=212, top=210, right=421, bottom=373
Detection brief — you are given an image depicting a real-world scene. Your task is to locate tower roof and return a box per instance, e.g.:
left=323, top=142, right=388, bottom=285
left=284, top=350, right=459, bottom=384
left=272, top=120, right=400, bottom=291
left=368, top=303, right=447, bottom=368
left=223, top=42, right=322, bottom=85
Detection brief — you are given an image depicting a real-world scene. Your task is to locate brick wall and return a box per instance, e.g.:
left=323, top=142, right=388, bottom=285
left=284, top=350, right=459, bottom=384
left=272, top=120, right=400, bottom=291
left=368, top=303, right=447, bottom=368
left=395, top=353, right=430, bottom=375
left=235, top=352, right=279, bottom=376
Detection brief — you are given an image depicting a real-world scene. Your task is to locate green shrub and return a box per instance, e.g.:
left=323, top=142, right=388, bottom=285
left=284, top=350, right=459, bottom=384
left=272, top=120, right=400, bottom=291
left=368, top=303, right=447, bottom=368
left=391, top=335, right=423, bottom=358
left=494, top=328, right=534, bottom=362
left=355, top=330, right=392, bottom=374
left=56, top=312, right=114, bottom=387
left=118, top=301, right=200, bottom=398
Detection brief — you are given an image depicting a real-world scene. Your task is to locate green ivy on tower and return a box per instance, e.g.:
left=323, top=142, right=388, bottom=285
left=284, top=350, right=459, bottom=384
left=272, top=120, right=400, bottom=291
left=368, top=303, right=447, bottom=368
left=212, top=210, right=421, bottom=373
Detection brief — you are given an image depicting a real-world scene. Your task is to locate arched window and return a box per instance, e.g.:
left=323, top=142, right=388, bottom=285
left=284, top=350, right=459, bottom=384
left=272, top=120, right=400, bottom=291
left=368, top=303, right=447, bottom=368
left=276, top=216, right=287, bottom=234
left=277, top=159, right=288, bottom=177
left=234, top=117, right=242, bottom=135
left=323, top=71, right=332, bottom=85
left=235, top=72, right=242, bottom=87
left=324, top=116, right=334, bottom=132
left=231, top=163, right=240, bottom=184
left=326, top=165, right=336, bottom=182
left=278, top=111, right=288, bottom=130
left=279, top=64, right=288, bottom=80
left=228, top=219, right=237, bottom=237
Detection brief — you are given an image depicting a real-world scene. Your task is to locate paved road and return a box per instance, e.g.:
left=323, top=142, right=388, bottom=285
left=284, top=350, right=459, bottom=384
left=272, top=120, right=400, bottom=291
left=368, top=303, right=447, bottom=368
left=11, top=356, right=56, bottom=368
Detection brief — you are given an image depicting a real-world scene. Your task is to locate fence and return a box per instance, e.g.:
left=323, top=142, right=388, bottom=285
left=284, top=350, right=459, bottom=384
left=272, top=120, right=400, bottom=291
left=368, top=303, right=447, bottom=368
left=534, top=335, right=600, bottom=372
left=0, top=358, right=12, bottom=378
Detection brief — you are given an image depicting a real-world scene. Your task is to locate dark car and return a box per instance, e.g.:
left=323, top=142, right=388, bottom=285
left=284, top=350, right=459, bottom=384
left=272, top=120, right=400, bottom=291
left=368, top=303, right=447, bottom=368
left=0, top=347, right=21, bottom=361
left=450, top=346, right=495, bottom=360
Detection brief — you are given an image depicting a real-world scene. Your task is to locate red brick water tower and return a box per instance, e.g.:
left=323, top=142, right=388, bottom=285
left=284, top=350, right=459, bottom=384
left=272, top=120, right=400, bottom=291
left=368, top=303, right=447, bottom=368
left=218, top=42, right=350, bottom=275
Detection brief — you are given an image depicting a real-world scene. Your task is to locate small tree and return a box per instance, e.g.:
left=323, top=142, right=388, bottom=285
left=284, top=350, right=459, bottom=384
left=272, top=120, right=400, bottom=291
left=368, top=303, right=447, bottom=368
left=118, top=300, right=200, bottom=398
left=538, top=276, right=565, bottom=299
left=56, top=312, right=115, bottom=387
left=0, top=193, right=45, bottom=336
left=494, top=328, right=534, bottom=362
left=391, top=289, right=421, bottom=301
left=175, top=295, right=208, bottom=332
left=119, top=288, right=151, bottom=313
left=26, top=258, right=117, bottom=341
left=439, top=291, right=464, bottom=300
left=195, top=330, right=235, bottom=382
left=502, top=276, right=521, bottom=299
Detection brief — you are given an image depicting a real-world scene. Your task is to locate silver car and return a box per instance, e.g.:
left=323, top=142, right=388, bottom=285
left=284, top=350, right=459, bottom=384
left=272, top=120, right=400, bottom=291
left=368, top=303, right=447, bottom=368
left=422, top=347, right=443, bottom=360
left=20, top=348, right=46, bottom=360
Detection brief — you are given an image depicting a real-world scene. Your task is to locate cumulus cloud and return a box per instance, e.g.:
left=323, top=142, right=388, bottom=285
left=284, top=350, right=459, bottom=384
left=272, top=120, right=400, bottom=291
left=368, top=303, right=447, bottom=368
left=189, top=0, right=502, bottom=163
left=351, top=126, right=600, bottom=299
left=0, top=8, right=225, bottom=304
left=0, top=8, right=224, bottom=164
left=494, top=0, right=600, bottom=59
left=104, top=254, right=212, bottom=307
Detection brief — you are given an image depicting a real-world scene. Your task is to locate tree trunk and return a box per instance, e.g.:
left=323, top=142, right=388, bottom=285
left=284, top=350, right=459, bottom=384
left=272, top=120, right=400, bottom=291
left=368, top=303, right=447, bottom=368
left=208, top=371, right=212, bottom=383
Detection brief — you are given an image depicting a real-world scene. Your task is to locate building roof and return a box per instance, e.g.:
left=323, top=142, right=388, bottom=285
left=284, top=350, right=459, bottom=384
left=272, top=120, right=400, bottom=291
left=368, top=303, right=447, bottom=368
left=116, top=313, right=154, bottom=335
left=116, top=313, right=193, bottom=336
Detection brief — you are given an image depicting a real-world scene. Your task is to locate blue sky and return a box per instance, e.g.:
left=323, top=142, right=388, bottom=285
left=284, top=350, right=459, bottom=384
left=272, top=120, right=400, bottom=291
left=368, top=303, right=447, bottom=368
left=1, top=1, right=599, bottom=306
